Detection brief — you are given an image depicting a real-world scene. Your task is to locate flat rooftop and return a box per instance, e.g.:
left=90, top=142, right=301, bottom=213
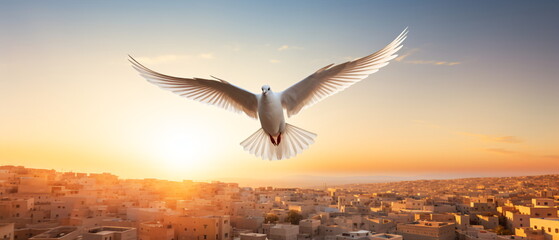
left=372, top=233, right=400, bottom=239
left=88, top=226, right=133, bottom=233
left=31, top=226, right=78, bottom=239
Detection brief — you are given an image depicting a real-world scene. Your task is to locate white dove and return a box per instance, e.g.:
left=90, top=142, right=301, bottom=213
left=130, top=28, right=407, bottom=160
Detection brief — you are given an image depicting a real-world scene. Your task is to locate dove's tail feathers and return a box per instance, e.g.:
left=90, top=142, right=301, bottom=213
left=240, top=123, right=317, bottom=160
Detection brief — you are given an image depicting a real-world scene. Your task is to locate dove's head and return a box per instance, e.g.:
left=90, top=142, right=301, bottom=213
left=261, top=85, right=271, bottom=95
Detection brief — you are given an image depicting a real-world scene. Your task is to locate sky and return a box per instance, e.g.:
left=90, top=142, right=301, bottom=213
left=1, top=1, right=558, bottom=186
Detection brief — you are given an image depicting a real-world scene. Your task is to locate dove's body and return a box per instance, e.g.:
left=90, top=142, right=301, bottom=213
left=258, top=92, right=285, bottom=137
left=130, top=28, right=407, bottom=160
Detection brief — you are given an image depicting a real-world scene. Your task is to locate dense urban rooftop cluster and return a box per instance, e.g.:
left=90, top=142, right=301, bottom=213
left=0, top=165, right=558, bottom=240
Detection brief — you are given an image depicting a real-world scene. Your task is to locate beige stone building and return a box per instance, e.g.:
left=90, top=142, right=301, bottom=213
left=518, top=206, right=557, bottom=218
left=516, top=227, right=546, bottom=240
left=505, top=211, right=530, bottom=233
left=532, top=199, right=555, bottom=208
left=82, top=226, right=137, bottom=240
left=269, top=224, right=299, bottom=240
left=240, top=233, right=267, bottom=240
left=397, top=221, right=456, bottom=240
left=299, top=219, right=320, bottom=238
left=139, top=221, right=174, bottom=240
left=0, top=223, right=14, bottom=240
left=165, top=215, right=231, bottom=240
left=530, top=218, right=559, bottom=240
left=369, top=234, right=402, bottom=240
left=29, top=226, right=81, bottom=240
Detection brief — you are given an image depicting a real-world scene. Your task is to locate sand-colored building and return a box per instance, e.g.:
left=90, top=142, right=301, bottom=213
left=82, top=226, right=137, bottom=240
left=397, top=221, right=456, bottom=240
left=165, top=215, right=231, bottom=240
left=299, top=219, right=320, bottom=238
left=530, top=218, right=559, bottom=240
left=139, top=221, right=174, bottom=240
left=518, top=206, right=557, bottom=218
left=29, top=226, right=81, bottom=240
left=0, top=223, right=14, bottom=240
left=370, top=233, right=402, bottom=240
left=269, top=224, right=299, bottom=240
left=505, top=211, right=530, bottom=233
left=240, top=233, right=267, bottom=240
left=516, top=227, right=546, bottom=240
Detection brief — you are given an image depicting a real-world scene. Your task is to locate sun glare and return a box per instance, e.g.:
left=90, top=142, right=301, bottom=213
left=147, top=124, right=214, bottom=177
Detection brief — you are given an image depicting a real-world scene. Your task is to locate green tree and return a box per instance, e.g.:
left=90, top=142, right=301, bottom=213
left=286, top=210, right=303, bottom=225
left=265, top=213, right=279, bottom=223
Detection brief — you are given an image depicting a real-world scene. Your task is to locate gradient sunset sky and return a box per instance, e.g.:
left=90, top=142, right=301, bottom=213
left=1, top=1, right=558, bottom=185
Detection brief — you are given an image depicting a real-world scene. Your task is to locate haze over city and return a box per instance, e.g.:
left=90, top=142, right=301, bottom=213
left=2, top=2, right=559, bottom=182
left=3, top=2, right=559, bottom=240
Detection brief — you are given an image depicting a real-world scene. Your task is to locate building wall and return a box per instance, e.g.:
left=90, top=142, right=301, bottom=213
left=530, top=218, right=559, bottom=240
left=397, top=222, right=456, bottom=240
left=505, top=211, right=530, bottom=233
left=165, top=215, right=231, bottom=240
left=138, top=222, right=175, bottom=240
left=299, top=219, right=320, bottom=237
left=0, top=223, right=14, bottom=240
left=269, top=224, right=299, bottom=240
left=477, top=215, right=499, bottom=230
left=518, top=206, right=558, bottom=218
left=532, top=199, right=555, bottom=208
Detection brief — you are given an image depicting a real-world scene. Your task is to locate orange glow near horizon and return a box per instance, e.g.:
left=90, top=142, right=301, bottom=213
left=1, top=2, right=558, bottom=184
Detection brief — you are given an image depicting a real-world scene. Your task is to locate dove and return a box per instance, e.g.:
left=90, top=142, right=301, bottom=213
left=129, top=28, right=407, bottom=160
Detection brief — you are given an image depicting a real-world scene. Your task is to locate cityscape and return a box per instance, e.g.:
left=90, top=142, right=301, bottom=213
left=0, top=165, right=558, bottom=240
left=2, top=1, right=558, bottom=240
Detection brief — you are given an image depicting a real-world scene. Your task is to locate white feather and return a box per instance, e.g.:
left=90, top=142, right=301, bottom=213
left=280, top=28, right=408, bottom=117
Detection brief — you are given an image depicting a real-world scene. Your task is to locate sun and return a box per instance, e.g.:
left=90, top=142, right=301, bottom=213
left=146, top=124, right=214, bottom=177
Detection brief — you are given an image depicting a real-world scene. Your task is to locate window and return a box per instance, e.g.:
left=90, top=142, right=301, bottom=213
left=204, top=235, right=207, bottom=239
left=548, top=228, right=551, bottom=232
left=534, top=226, right=538, bottom=229
left=555, top=229, right=558, bottom=233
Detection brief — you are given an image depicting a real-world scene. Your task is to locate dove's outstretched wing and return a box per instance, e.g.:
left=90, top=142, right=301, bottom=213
left=129, top=56, right=259, bottom=119
left=280, top=28, right=407, bottom=117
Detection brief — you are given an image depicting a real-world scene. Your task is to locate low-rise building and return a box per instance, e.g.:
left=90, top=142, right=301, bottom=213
left=530, top=218, right=559, bottom=240
left=240, top=233, right=267, bottom=240
left=139, top=221, right=174, bottom=240
left=82, top=226, right=137, bottom=240
left=0, top=223, right=14, bottom=240
left=29, top=226, right=81, bottom=240
left=269, top=224, right=299, bottom=240
left=397, top=221, right=456, bottom=240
